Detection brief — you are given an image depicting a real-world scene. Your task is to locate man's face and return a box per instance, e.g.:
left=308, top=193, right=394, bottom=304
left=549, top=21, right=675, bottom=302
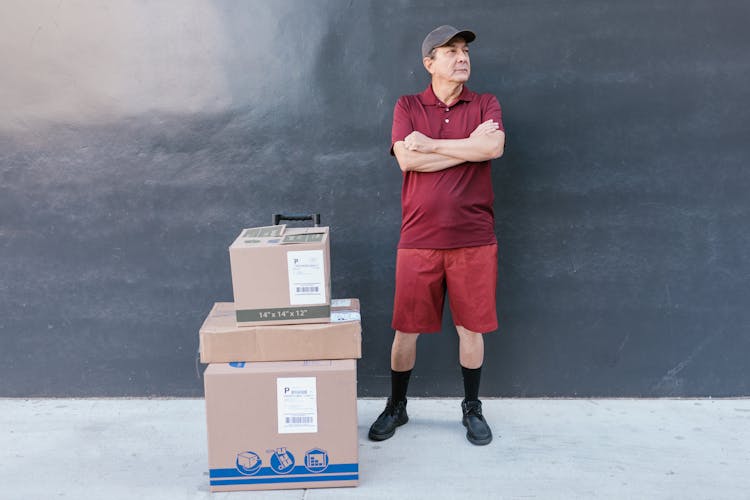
left=424, top=38, right=471, bottom=83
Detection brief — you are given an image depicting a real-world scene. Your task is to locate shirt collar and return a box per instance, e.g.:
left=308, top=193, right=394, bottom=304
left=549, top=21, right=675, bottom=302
left=418, top=84, right=476, bottom=107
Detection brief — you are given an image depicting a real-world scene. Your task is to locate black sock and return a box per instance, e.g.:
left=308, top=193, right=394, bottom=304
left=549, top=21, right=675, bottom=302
left=461, top=365, right=482, bottom=402
left=391, top=369, right=412, bottom=403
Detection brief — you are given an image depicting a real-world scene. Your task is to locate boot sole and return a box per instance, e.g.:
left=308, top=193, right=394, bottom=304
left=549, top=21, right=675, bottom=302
left=368, top=416, right=408, bottom=441
left=462, top=418, right=493, bottom=446
left=465, top=431, right=493, bottom=446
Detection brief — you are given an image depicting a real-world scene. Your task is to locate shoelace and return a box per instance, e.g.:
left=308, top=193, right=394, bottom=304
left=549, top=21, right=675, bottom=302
left=464, top=402, right=483, bottom=417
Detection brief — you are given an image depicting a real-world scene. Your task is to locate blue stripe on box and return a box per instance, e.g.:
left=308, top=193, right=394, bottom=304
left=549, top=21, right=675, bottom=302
left=210, top=473, right=358, bottom=486
left=210, top=463, right=358, bottom=478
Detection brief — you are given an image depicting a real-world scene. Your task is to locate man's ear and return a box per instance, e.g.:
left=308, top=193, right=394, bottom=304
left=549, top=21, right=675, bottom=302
left=423, top=56, right=434, bottom=74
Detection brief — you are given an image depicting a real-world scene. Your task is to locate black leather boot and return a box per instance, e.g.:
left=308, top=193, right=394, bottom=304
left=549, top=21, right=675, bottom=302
left=368, top=398, right=408, bottom=441
left=462, top=399, right=492, bottom=445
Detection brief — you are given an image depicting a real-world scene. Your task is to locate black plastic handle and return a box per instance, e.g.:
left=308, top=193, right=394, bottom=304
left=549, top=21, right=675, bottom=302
left=272, top=213, right=321, bottom=227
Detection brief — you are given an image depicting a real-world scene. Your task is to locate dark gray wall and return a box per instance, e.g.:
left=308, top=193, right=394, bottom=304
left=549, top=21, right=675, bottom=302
left=2, top=0, right=749, bottom=397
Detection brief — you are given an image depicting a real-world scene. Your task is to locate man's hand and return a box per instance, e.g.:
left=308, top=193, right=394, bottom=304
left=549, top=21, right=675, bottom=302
left=404, top=131, right=436, bottom=153
left=470, top=119, right=501, bottom=138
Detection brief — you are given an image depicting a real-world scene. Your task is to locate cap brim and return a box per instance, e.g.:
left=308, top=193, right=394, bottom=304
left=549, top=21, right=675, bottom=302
left=452, top=29, right=476, bottom=44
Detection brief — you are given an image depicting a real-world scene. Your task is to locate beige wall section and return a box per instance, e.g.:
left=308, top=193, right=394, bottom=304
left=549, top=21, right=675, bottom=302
left=0, top=0, right=233, bottom=131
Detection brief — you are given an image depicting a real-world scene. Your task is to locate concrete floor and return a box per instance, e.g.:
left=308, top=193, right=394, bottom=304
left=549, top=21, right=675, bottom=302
left=2, top=398, right=749, bottom=499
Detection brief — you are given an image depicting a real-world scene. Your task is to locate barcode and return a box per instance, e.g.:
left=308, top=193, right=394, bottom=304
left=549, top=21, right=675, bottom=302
left=296, top=286, right=319, bottom=293
left=286, top=416, right=314, bottom=424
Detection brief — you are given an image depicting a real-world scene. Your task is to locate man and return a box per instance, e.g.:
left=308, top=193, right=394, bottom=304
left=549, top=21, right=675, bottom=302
left=368, top=25, right=505, bottom=446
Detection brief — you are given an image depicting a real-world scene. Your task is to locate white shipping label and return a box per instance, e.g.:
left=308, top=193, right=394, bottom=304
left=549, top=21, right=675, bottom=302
left=331, top=311, right=361, bottom=323
left=277, top=377, right=318, bottom=434
left=287, top=250, right=327, bottom=305
left=331, top=299, right=352, bottom=307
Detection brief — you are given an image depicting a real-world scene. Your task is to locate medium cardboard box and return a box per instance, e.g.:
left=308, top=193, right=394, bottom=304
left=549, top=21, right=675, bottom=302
left=199, top=298, right=362, bottom=363
left=204, top=359, right=358, bottom=492
left=229, top=225, right=331, bottom=326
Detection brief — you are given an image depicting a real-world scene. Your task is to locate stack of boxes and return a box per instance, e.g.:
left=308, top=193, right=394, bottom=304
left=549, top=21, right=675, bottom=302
left=200, top=222, right=361, bottom=492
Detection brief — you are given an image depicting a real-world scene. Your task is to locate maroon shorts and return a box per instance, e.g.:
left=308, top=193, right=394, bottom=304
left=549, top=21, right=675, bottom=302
left=391, top=244, right=498, bottom=334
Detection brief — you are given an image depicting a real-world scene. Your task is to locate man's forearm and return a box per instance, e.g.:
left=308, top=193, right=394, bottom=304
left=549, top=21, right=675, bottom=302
left=393, top=142, right=466, bottom=173
left=431, top=132, right=505, bottom=162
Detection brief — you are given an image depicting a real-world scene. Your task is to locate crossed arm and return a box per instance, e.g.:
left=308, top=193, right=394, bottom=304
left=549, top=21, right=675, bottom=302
left=393, top=120, right=505, bottom=173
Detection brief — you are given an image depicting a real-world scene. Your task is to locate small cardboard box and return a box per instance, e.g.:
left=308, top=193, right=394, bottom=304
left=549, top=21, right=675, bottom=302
left=229, top=225, right=331, bottom=326
left=199, top=299, right=362, bottom=363
left=204, top=359, right=358, bottom=492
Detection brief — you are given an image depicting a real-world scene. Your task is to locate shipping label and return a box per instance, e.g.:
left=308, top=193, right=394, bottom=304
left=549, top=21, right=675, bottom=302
left=331, top=311, right=361, bottom=322
left=287, top=250, right=326, bottom=305
left=277, top=377, right=318, bottom=434
left=242, top=225, right=285, bottom=238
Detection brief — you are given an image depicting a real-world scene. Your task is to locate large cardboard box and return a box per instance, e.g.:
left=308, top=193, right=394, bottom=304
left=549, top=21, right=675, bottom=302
left=204, top=359, right=358, bottom=492
left=229, top=225, right=331, bottom=326
left=199, top=299, right=362, bottom=363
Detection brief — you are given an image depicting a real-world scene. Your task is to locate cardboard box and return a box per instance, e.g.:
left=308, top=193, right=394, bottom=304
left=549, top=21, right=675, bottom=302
left=199, top=299, right=362, bottom=363
left=204, top=359, right=358, bottom=492
left=229, top=225, right=331, bottom=326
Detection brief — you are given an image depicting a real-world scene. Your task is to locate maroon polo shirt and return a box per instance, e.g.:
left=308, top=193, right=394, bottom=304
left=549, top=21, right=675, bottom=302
left=391, top=85, right=504, bottom=249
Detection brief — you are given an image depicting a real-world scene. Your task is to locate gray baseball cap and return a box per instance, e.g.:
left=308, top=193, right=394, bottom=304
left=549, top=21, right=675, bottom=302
left=421, top=25, right=476, bottom=58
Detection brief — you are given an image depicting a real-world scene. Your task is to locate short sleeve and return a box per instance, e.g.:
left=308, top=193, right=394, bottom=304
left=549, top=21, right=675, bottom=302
left=481, top=95, right=504, bottom=133
left=390, top=96, right=413, bottom=156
